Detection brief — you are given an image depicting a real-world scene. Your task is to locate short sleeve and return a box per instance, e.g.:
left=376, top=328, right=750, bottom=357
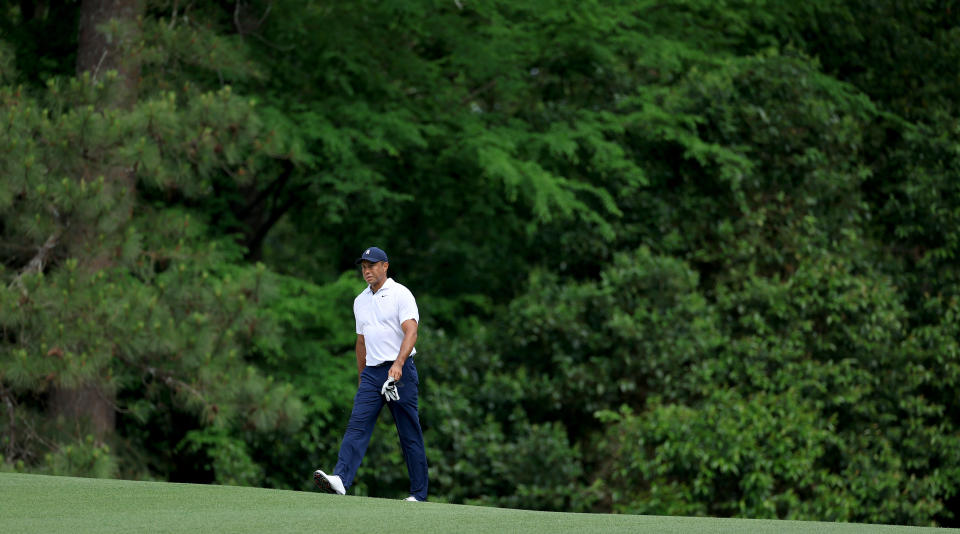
left=397, top=286, right=419, bottom=325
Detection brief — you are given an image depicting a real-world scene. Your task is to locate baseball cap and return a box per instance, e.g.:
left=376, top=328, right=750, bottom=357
left=355, top=246, right=389, bottom=264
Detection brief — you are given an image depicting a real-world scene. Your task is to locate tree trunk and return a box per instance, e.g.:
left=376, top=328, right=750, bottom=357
left=49, top=0, right=145, bottom=443
left=49, top=384, right=117, bottom=441
left=77, top=0, right=143, bottom=110
left=74, top=0, right=142, bottom=250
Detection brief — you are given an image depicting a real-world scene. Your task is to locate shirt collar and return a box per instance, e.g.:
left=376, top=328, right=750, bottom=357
left=368, top=277, right=395, bottom=295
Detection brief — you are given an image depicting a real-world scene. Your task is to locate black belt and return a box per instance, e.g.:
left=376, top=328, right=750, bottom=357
left=371, top=357, right=412, bottom=368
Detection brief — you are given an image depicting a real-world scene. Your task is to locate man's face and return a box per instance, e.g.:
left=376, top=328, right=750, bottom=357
left=360, top=260, right=388, bottom=286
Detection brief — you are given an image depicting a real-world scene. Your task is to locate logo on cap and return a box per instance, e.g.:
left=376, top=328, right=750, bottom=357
left=365, top=249, right=370, bottom=254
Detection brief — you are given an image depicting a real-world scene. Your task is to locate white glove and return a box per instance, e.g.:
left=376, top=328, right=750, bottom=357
left=381, top=377, right=399, bottom=402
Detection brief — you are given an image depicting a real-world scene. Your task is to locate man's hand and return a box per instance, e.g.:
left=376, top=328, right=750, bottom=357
left=381, top=377, right=400, bottom=402
left=389, top=360, right=403, bottom=382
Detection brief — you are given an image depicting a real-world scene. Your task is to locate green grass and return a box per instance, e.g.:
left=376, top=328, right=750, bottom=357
left=0, top=473, right=955, bottom=533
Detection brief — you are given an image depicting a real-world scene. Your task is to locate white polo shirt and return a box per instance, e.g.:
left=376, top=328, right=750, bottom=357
left=354, top=277, right=419, bottom=366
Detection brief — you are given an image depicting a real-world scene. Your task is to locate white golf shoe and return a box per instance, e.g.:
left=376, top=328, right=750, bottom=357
left=403, top=496, right=424, bottom=502
left=313, top=469, right=346, bottom=495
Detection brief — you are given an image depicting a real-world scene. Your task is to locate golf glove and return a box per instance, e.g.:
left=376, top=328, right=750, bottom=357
left=381, top=377, right=400, bottom=402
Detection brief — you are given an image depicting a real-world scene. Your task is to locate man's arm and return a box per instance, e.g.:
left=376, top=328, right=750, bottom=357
left=355, top=335, right=366, bottom=386
left=388, top=319, right=418, bottom=381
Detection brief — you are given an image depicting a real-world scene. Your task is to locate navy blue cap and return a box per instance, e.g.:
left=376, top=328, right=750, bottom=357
left=355, top=246, right=389, bottom=264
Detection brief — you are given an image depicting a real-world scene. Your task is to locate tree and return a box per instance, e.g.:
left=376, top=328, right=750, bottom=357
left=0, top=1, right=305, bottom=482
left=44, top=0, right=145, bottom=443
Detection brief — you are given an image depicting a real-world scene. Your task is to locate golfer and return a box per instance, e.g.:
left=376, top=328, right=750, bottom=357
left=314, top=246, right=428, bottom=502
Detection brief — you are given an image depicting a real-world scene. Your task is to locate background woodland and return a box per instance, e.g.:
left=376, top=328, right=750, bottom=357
left=2, top=0, right=960, bottom=526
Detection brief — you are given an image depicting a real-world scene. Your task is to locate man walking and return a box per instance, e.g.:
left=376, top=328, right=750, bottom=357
left=314, top=246, right=429, bottom=502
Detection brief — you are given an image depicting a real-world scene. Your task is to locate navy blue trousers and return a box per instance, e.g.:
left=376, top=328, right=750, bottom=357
left=334, top=357, right=428, bottom=500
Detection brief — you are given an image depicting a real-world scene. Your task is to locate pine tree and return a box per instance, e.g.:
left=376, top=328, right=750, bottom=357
left=43, top=0, right=144, bottom=444
left=0, top=1, right=304, bottom=481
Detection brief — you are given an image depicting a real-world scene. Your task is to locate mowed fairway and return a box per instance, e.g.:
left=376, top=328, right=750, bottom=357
left=0, top=473, right=954, bottom=534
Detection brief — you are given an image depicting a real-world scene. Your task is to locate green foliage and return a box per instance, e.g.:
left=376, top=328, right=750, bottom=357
left=3, top=0, right=960, bottom=527
left=598, top=390, right=841, bottom=519
left=422, top=328, right=597, bottom=511
left=39, top=437, right=118, bottom=479
left=500, top=248, right=724, bottom=424
left=0, top=50, right=304, bottom=484
left=178, top=428, right=263, bottom=487
left=593, top=251, right=960, bottom=525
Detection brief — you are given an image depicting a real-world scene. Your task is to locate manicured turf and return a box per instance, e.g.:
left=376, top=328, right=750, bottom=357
left=0, top=473, right=954, bottom=533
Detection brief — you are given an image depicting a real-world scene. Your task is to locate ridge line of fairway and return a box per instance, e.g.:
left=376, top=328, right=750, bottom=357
left=1, top=473, right=955, bottom=533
